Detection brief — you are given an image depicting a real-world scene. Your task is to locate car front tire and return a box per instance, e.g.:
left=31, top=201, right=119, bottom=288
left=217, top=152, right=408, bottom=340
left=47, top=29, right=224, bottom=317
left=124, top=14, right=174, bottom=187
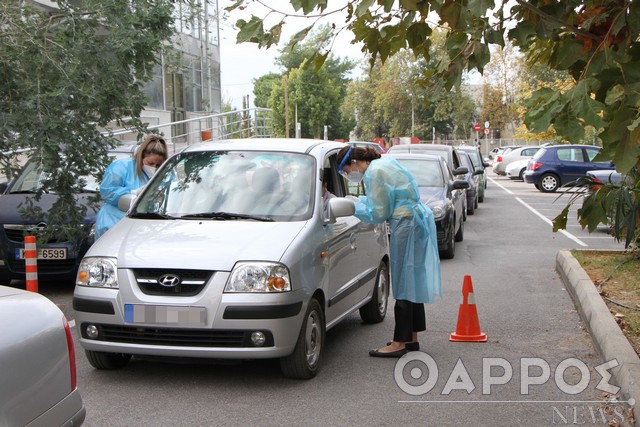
left=85, top=350, right=131, bottom=370
left=440, top=221, right=456, bottom=259
left=454, top=215, right=464, bottom=242
left=280, top=298, right=325, bottom=379
left=359, top=261, right=390, bottom=323
left=539, top=173, right=560, bottom=192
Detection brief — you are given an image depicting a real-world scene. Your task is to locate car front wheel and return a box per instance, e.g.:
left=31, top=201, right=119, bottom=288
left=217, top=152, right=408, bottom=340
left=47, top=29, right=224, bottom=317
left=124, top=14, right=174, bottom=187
left=85, top=350, right=131, bottom=370
left=440, top=221, right=456, bottom=259
left=359, top=261, right=390, bottom=323
left=539, top=173, right=560, bottom=192
left=280, top=298, right=325, bottom=379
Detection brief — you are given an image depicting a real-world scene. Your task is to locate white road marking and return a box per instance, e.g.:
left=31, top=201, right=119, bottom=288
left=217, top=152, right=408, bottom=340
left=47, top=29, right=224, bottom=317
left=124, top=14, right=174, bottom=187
left=488, top=177, right=588, bottom=247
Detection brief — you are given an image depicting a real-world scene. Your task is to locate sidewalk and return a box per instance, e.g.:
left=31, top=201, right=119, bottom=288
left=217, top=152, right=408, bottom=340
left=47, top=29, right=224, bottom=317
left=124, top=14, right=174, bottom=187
left=557, top=249, right=640, bottom=425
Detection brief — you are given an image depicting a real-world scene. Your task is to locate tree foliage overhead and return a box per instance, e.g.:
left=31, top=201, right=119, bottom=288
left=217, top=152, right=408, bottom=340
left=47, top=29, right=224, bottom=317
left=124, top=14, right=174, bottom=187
left=228, top=0, right=640, bottom=172
left=0, top=1, right=177, bottom=240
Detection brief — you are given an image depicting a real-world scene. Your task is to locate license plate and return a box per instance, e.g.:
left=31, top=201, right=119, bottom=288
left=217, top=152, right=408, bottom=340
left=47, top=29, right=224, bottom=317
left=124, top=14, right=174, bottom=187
left=16, top=248, right=68, bottom=260
left=124, top=304, right=206, bottom=326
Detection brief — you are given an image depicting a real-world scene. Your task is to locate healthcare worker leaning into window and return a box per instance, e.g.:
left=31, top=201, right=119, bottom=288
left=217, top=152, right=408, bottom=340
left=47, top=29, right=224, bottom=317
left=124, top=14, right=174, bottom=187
left=95, top=134, right=168, bottom=239
left=336, top=145, right=442, bottom=358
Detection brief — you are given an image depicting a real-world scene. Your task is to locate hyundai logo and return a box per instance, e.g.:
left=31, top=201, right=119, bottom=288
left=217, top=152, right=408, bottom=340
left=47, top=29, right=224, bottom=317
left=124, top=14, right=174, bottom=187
left=158, top=274, right=181, bottom=287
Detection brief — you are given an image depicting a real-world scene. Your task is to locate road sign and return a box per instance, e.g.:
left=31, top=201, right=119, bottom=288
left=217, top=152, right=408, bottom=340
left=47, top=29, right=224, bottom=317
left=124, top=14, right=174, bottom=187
left=484, top=128, right=490, bottom=135
left=484, top=121, right=490, bottom=129
left=473, top=123, right=481, bottom=132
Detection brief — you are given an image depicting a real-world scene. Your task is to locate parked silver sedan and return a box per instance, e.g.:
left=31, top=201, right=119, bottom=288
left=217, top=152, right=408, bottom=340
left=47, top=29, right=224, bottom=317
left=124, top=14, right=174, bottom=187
left=0, top=286, right=85, bottom=426
left=73, top=139, right=391, bottom=379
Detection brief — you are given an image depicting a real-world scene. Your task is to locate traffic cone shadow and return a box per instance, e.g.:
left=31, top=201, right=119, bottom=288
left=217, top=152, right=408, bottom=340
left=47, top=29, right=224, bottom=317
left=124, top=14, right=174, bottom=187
left=450, top=275, right=487, bottom=342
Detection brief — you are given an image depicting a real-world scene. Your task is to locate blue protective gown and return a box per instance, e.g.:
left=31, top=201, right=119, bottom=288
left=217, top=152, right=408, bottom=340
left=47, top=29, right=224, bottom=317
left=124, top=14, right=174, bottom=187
left=353, top=156, right=442, bottom=304
left=95, top=157, right=149, bottom=239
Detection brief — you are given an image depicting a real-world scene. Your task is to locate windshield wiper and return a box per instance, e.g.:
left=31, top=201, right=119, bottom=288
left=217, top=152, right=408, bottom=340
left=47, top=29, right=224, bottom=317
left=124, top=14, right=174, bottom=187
left=179, top=212, right=274, bottom=222
left=129, top=212, right=176, bottom=220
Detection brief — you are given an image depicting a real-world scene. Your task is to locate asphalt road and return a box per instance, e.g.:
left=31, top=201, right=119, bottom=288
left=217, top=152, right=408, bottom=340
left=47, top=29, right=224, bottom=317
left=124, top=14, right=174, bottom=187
left=30, top=168, right=633, bottom=427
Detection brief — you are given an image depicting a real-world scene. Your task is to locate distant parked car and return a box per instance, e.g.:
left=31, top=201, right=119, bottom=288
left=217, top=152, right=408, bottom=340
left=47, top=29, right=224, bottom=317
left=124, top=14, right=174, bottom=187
left=73, top=138, right=390, bottom=379
left=493, top=146, right=541, bottom=175
left=456, top=146, right=488, bottom=202
left=387, top=144, right=468, bottom=177
left=505, top=158, right=531, bottom=181
left=0, top=144, right=136, bottom=285
left=0, top=285, right=86, bottom=426
left=387, top=152, right=468, bottom=259
left=523, top=145, right=615, bottom=192
left=458, top=151, right=482, bottom=215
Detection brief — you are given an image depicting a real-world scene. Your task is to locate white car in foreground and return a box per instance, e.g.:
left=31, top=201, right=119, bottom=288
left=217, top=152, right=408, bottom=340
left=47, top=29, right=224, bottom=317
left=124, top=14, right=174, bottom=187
left=0, top=286, right=85, bottom=426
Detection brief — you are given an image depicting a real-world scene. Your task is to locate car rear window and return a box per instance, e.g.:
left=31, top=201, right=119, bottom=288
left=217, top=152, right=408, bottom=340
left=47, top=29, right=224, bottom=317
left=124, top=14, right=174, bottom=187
left=532, top=148, right=546, bottom=160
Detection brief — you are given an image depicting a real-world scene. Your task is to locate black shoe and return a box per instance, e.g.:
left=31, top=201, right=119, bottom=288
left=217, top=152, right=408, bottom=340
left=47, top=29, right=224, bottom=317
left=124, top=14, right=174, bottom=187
left=369, top=348, right=408, bottom=358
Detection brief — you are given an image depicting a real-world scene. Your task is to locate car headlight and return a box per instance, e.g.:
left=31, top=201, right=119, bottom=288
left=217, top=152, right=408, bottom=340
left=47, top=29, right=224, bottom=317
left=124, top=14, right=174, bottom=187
left=76, top=257, right=118, bottom=288
left=428, top=202, right=446, bottom=220
left=225, top=262, right=291, bottom=293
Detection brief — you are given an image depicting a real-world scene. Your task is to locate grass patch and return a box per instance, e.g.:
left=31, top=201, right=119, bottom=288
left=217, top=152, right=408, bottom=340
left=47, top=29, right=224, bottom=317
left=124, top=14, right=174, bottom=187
left=572, top=250, right=640, bottom=357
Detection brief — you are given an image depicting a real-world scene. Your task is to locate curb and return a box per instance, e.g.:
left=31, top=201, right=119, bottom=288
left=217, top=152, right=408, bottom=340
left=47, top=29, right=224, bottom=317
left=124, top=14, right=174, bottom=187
left=557, top=249, right=640, bottom=425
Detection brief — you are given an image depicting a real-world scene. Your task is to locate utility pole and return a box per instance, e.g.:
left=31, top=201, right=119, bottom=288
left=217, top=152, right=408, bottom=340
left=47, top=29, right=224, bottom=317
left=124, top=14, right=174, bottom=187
left=283, top=75, right=289, bottom=138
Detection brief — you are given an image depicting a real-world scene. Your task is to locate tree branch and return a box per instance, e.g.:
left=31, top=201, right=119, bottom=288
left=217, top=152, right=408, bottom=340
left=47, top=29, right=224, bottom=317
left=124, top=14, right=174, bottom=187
left=514, top=0, right=603, bottom=42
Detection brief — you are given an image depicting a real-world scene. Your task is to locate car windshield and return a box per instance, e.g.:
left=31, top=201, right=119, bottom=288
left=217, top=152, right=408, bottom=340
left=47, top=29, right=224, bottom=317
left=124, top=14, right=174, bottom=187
left=132, top=150, right=316, bottom=222
left=459, top=149, right=481, bottom=169
left=395, top=159, right=444, bottom=187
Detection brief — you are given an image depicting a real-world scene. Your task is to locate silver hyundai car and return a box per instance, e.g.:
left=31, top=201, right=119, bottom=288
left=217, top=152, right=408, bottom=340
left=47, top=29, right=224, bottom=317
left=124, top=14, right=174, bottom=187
left=73, top=139, right=390, bottom=379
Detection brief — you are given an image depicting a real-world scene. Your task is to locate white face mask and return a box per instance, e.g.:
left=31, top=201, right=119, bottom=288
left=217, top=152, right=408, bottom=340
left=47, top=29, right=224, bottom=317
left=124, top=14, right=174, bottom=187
left=341, top=170, right=364, bottom=183
left=143, top=165, right=157, bottom=178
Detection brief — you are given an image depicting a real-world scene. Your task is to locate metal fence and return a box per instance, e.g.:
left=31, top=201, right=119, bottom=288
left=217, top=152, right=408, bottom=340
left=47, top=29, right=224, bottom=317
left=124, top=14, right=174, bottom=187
left=104, top=108, right=275, bottom=154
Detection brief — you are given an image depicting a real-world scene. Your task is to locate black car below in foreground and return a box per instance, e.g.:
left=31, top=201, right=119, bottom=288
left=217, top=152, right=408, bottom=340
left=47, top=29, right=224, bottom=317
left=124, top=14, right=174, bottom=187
left=0, top=145, right=135, bottom=285
left=387, top=152, right=469, bottom=259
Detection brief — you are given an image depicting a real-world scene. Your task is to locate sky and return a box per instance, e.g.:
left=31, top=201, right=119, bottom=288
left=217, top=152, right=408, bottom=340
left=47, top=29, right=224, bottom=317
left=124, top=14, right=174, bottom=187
left=218, top=1, right=367, bottom=110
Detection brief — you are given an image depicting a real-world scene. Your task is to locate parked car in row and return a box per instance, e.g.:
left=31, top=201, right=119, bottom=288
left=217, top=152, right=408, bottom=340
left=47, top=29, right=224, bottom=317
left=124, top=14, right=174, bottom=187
left=523, top=145, right=615, bottom=192
left=493, top=146, right=542, bottom=176
left=505, top=158, right=531, bottom=181
left=0, top=143, right=137, bottom=285
left=458, top=151, right=482, bottom=215
left=387, top=144, right=468, bottom=177
left=456, top=146, right=488, bottom=202
left=387, top=153, right=468, bottom=259
left=0, top=285, right=85, bottom=426
left=73, top=138, right=391, bottom=379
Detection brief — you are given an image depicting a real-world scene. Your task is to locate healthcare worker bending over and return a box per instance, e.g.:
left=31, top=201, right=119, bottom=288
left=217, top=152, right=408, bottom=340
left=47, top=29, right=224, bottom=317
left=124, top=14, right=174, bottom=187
left=336, top=145, right=442, bottom=357
left=95, top=134, right=168, bottom=239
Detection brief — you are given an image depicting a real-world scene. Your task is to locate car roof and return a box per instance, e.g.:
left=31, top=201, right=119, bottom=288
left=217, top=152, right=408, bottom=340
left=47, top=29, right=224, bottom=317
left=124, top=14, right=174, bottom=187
left=386, top=152, right=443, bottom=162
left=181, top=138, right=345, bottom=154
left=388, top=144, right=453, bottom=152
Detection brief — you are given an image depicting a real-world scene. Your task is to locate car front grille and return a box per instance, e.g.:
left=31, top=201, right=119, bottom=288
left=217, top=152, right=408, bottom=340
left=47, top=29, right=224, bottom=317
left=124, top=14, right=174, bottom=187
left=81, top=323, right=274, bottom=348
left=133, top=269, right=213, bottom=296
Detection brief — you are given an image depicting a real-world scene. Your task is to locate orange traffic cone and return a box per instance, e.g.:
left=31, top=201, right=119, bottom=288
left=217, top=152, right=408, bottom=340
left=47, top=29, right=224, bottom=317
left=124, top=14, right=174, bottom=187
left=450, top=275, right=487, bottom=342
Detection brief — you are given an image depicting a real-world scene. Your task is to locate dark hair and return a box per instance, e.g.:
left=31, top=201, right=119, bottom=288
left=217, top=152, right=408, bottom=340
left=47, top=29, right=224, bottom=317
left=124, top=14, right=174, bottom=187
left=336, top=145, right=381, bottom=167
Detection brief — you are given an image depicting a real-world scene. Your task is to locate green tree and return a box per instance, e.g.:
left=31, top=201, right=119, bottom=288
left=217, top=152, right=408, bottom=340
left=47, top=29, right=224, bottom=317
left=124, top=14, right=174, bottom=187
left=1, top=1, right=178, bottom=241
left=229, top=0, right=640, bottom=247
left=254, top=25, right=356, bottom=139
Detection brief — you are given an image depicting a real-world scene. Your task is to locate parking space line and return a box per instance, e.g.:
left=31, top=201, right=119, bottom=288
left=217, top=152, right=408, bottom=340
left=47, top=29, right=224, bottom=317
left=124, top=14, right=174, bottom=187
left=488, top=176, right=588, bottom=247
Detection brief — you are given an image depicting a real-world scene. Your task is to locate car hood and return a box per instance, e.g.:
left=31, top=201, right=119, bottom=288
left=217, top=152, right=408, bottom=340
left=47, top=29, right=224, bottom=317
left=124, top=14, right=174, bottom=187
left=0, top=193, right=98, bottom=224
left=89, top=218, right=309, bottom=271
left=417, top=187, right=446, bottom=206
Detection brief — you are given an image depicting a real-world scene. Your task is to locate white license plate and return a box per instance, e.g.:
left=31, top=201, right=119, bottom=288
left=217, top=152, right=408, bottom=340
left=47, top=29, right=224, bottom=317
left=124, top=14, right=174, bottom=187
left=124, top=304, right=206, bottom=326
left=16, top=248, right=68, bottom=260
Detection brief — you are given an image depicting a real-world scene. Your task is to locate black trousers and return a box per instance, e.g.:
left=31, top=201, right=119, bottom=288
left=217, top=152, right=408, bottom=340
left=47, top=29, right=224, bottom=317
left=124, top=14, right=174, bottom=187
left=393, top=299, right=426, bottom=342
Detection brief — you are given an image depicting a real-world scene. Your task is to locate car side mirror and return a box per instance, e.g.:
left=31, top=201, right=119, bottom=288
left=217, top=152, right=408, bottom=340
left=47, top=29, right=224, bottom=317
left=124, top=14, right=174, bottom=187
left=452, top=180, right=470, bottom=190
left=327, top=197, right=356, bottom=224
left=482, top=159, right=490, bottom=167
left=453, top=167, right=468, bottom=175
left=473, top=168, right=484, bottom=176
left=118, top=193, right=136, bottom=212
